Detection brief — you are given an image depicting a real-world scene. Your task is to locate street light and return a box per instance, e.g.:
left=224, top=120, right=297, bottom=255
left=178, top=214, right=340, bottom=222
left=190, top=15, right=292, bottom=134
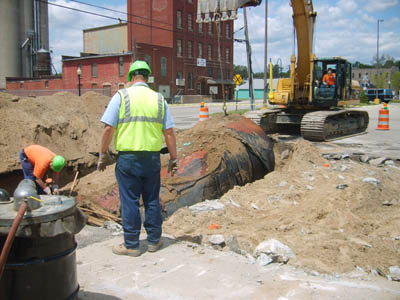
left=375, top=19, right=384, bottom=103
left=77, top=65, right=82, bottom=96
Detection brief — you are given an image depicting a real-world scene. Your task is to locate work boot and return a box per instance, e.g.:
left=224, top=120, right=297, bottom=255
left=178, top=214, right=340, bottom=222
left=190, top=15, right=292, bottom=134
left=112, top=243, right=141, bottom=257
left=148, top=239, right=163, bottom=252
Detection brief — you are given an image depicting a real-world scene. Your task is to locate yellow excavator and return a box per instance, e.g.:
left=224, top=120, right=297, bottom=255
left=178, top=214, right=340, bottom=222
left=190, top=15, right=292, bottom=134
left=197, top=0, right=369, bottom=141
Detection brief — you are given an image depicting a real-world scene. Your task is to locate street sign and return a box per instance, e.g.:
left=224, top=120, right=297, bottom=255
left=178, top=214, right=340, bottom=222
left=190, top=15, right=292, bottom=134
left=197, top=58, right=207, bottom=67
left=234, top=74, right=242, bottom=85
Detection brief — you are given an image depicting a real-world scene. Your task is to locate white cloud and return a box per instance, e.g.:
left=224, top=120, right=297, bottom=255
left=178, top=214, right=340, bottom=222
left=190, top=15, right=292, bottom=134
left=49, top=0, right=126, bottom=72
left=364, top=0, right=399, bottom=13
left=233, top=0, right=400, bottom=72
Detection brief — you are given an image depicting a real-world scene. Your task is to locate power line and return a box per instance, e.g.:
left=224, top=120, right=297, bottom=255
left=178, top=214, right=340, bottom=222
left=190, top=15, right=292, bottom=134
left=43, top=0, right=235, bottom=38
left=69, top=0, right=174, bottom=27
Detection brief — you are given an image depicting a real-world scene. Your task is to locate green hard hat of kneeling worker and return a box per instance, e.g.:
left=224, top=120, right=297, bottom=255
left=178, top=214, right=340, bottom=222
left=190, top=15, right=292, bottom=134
left=127, top=60, right=152, bottom=81
left=51, top=155, right=65, bottom=172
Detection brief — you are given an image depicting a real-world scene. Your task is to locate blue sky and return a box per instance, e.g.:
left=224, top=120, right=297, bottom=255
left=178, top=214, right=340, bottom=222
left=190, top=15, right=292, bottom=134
left=48, top=0, right=400, bottom=73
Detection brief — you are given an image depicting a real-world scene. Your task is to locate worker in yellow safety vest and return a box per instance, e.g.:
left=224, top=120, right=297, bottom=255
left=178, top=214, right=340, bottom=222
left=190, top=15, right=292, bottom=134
left=98, top=60, right=178, bottom=257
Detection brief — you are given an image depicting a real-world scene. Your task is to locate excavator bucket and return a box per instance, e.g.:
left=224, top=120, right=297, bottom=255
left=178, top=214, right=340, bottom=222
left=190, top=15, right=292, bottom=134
left=196, top=0, right=262, bottom=23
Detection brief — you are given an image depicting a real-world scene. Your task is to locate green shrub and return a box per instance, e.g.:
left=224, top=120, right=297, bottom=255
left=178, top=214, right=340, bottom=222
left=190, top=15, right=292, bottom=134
left=360, top=91, right=369, bottom=104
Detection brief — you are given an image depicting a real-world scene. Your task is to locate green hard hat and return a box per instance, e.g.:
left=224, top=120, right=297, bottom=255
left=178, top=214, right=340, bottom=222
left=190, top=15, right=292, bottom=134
left=127, top=60, right=152, bottom=81
left=51, top=155, right=65, bottom=173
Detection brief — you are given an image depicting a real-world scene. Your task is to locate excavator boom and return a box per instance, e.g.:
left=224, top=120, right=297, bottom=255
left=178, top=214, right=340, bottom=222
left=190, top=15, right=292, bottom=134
left=199, top=0, right=369, bottom=141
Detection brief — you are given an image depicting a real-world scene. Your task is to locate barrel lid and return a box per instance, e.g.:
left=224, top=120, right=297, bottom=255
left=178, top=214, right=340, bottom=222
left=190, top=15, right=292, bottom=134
left=0, top=195, right=77, bottom=226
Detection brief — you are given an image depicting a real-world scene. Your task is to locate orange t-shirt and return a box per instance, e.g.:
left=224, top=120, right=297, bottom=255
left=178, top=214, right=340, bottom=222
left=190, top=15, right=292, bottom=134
left=24, top=145, right=56, bottom=179
left=322, top=73, right=336, bottom=86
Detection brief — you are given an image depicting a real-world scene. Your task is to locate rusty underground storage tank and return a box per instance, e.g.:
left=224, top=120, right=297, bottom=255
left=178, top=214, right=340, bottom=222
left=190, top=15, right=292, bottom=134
left=0, top=179, right=86, bottom=300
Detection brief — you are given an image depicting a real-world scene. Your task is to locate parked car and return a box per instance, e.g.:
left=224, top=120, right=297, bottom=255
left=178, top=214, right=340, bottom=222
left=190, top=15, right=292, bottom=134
left=365, top=88, right=394, bottom=103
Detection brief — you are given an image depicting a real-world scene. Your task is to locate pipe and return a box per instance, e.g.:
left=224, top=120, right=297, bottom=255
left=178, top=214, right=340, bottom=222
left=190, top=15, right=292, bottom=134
left=0, top=202, right=27, bottom=280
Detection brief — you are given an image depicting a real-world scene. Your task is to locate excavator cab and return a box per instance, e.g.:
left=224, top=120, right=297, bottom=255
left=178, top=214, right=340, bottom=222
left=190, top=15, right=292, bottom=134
left=312, top=58, right=352, bottom=108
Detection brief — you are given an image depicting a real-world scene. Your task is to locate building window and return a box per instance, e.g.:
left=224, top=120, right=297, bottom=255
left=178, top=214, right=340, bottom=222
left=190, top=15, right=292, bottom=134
left=144, top=54, right=151, bottom=68
left=208, top=23, right=213, bottom=35
left=177, top=40, right=182, bottom=57
left=226, top=23, right=231, bottom=39
left=177, top=10, right=182, bottom=29
left=45, top=81, right=49, bottom=88
left=197, top=82, right=202, bottom=95
left=188, top=0, right=193, bottom=3
left=188, top=41, right=193, bottom=58
left=225, top=48, right=230, bottom=62
left=358, top=73, right=361, bottom=79
left=188, top=13, right=193, bottom=31
left=160, top=57, right=167, bottom=77
left=92, top=83, right=98, bottom=89
left=91, top=63, right=98, bottom=78
left=198, top=43, right=203, bottom=58
left=198, top=23, right=203, bottom=33
left=119, top=56, right=124, bottom=76
left=208, top=45, right=212, bottom=60
left=217, top=68, right=222, bottom=79
left=103, top=84, right=111, bottom=97
left=225, top=69, right=230, bottom=80
left=208, top=67, right=213, bottom=78
left=188, top=72, right=193, bottom=89
left=20, top=82, right=24, bottom=88
left=177, top=71, right=183, bottom=79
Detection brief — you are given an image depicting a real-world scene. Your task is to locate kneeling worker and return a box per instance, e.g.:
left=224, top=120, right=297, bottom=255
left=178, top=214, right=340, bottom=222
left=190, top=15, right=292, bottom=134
left=19, top=145, right=65, bottom=195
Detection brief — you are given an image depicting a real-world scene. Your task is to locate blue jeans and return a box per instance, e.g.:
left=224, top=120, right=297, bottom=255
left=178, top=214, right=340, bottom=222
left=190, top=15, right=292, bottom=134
left=19, top=150, right=45, bottom=194
left=115, top=151, right=162, bottom=249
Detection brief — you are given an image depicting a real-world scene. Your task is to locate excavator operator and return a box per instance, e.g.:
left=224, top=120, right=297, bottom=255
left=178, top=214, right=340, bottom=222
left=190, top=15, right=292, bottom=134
left=322, top=68, right=336, bottom=87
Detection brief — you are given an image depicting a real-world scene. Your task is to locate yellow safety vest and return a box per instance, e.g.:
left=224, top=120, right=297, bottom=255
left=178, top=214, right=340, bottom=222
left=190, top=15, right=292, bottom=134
left=114, top=86, right=164, bottom=151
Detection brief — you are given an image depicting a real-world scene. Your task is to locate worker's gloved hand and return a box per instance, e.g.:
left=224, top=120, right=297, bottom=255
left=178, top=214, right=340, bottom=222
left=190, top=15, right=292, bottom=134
left=168, top=158, right=179, bottom=176
left=43, top=187, right=52, bottom=195
left=53, top=185, right=59, bottom=195
left=97, top=153, right=107, bottom=172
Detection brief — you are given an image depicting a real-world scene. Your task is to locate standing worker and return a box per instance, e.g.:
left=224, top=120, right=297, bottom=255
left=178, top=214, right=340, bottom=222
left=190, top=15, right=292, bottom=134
left=19, top=145, right=65, bottom=195
left=98, top=60, right=178, bottom=257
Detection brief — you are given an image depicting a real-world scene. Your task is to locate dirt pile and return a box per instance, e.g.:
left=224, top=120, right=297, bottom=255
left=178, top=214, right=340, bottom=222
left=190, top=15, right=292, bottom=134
left=163, top=139, right=400, bottom=275
left=0, top=91, right=110, bottom=181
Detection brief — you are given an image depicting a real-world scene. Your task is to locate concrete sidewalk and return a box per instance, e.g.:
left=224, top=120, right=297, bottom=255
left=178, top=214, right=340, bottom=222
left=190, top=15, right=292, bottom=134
left=76, top=229, right=400, bottom=300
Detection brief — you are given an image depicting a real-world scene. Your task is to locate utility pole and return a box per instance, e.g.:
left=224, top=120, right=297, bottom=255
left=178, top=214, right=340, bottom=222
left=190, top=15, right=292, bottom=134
left=375, top=19, right=384, bottom=103
left=243, top=8, right=255, bottom=110
left=263, top=1, right=268, bottom=106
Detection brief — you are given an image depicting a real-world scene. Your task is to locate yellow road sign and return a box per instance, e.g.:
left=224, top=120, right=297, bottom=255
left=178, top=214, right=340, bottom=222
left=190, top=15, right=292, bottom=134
left=233, top=74, right=242, bottom=85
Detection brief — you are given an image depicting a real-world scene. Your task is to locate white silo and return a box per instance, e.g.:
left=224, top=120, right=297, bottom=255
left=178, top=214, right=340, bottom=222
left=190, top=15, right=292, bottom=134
left=0, top=0, right=50, bottom=89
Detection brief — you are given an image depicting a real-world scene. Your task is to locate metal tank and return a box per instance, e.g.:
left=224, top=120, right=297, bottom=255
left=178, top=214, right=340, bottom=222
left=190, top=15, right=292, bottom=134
left=0, top=180, right=86, bottom=300
left=0, top=0, right=49, bottom=88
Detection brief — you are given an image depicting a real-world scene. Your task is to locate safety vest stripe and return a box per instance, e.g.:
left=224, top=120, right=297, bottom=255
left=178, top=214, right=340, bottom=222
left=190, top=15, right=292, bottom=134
left=118, top=90, right=163, bottom=124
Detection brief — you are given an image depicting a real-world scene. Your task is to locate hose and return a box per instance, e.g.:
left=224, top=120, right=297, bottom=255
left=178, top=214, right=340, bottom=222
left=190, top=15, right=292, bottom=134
left=0, top=202, right=27, bottom=280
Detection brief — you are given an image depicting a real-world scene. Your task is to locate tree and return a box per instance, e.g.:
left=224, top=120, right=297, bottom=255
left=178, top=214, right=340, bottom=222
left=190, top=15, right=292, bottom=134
left=352, top=61, right=373, bottom=69
left=233, top=65, right=248, bottom=79
left=391, top=72, right=400, bottom=94
left=371, top=54, right=394, bottom=68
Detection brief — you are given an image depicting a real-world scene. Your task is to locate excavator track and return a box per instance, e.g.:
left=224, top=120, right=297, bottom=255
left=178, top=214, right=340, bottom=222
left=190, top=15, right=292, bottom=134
left=300, top=110, right=369, bottom=141
left=245, top=109, right=369, bottom=142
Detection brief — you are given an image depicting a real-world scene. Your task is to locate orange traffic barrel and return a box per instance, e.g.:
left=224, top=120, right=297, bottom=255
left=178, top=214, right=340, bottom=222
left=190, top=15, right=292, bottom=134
left=376, top=104, right=389, bottom=130
left=199, top=102, right=209, bottom=121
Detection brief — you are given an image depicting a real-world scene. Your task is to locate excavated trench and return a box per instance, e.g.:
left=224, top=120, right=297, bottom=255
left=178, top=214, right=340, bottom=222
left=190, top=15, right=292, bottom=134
left=0, top=116, right=282, bottom=219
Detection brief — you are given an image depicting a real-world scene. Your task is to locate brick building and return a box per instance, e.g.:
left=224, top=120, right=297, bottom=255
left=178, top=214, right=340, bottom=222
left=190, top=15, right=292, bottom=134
left=6, top=0, right=235, bottom=101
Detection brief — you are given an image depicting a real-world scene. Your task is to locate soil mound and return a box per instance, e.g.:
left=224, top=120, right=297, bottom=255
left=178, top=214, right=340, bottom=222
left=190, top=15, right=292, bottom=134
left=0, top=91, right=109, bottom=177
left=163, top=139, right=400, bottom=275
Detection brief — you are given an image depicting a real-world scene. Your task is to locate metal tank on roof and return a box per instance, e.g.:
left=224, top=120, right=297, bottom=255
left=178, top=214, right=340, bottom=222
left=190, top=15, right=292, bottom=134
left=0, top=0, right=50, bottom=88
